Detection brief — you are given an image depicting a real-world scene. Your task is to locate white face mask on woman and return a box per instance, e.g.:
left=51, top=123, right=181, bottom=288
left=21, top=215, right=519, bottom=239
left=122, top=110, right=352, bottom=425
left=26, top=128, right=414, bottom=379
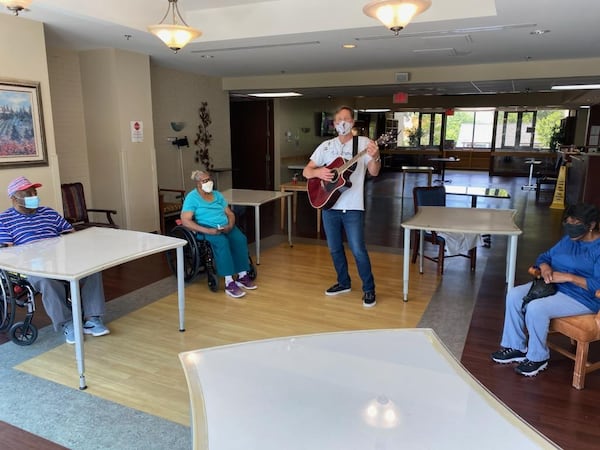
left=335, top=120, right=352, bottom=136
left=201, top=180, right=214, bottom=193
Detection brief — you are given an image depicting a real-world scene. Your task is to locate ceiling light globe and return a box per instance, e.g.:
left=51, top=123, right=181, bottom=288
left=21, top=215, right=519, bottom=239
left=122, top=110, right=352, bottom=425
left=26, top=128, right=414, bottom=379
left=148, top=24, right=202, bottom=53
left=363, top=0, right=431, bottom=35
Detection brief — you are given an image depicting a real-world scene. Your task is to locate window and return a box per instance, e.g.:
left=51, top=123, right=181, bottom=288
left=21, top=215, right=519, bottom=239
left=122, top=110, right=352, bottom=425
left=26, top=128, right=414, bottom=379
left=393, top=111, right=442, bottom=147
left=446, top=110, right=494, bottom=148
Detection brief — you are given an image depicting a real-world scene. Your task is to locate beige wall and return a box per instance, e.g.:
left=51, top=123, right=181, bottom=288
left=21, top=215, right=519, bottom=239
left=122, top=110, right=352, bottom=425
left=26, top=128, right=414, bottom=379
left=46, top=47, right=92, bottom=197
left=79, top=48, right=158, bottom=231
left=151, top=64, right=232, bottom=193
left=0, top=15, right=61, bottom=211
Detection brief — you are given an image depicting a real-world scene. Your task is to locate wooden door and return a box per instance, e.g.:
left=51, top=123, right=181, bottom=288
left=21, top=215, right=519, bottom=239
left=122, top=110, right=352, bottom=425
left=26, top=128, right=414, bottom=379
left=230, top=99, right=274, bottom=190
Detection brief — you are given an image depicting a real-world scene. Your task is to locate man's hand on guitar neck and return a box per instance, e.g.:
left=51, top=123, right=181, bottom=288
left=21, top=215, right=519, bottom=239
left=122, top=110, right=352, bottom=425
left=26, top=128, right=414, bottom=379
left=366, top=139, right=381, bottom=176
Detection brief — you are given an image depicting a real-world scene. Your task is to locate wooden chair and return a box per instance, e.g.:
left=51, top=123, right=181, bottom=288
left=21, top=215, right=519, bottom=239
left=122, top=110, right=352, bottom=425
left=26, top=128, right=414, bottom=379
left=61, top=182, right=118, bottom=230
left=411, top=186, right=476, bottom=275
left=548, top=289, right=600, bottom=389
left=159, top=188, right=186, bottom=235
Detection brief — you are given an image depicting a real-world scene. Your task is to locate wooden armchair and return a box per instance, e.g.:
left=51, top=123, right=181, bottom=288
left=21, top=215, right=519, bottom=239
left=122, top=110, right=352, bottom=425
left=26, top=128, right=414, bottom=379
left=159, top=188, right=186, bottom=234
left=61, top=182, right=118, bottom=230
left=548, top=289, right=600, bottom=389
left=532, top=266, right=600, bottom=389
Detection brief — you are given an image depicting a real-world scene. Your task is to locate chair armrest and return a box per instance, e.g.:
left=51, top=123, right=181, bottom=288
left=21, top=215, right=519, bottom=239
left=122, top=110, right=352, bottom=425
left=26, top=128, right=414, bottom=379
left=87, top=208, right=117, bottom=225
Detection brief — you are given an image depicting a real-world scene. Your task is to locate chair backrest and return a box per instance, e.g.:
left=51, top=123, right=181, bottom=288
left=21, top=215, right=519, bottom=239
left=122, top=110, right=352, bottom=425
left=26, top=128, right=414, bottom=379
left=61, top=182, right=89, bottom=224
left=413, top=186, right=446, bottom=212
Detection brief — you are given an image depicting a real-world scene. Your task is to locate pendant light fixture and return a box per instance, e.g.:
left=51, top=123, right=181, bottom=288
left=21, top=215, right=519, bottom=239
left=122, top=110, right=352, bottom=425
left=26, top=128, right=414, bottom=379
left=148, top=0, right=202, bottom=53
left=363, top=0, right=432, bottom=36
left=0, top=0, right=32, bottom=15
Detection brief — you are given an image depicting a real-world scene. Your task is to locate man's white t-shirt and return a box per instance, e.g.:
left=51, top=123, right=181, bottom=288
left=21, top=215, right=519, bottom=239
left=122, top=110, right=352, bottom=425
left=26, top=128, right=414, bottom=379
left=309, top=136, right=373, bottom=211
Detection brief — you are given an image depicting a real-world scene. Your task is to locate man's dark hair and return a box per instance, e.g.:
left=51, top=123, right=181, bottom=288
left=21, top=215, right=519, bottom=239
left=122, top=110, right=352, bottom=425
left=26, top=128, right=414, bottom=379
left=563, top=203, right=600, bottom=230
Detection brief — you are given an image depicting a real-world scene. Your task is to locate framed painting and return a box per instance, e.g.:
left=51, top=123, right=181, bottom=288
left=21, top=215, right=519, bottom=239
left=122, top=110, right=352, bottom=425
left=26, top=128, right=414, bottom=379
left=0, top=80, right=47, bottom=167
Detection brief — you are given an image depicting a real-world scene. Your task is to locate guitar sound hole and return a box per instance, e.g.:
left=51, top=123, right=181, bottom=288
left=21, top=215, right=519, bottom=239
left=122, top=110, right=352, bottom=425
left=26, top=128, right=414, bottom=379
left=330, top=171, right=339, bottom=183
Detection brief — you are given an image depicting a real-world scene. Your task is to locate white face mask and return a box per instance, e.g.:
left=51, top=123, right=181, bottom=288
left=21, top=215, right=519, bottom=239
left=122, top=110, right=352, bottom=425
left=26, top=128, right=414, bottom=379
left=335, top=121, right=352, bottom=136
left=201, top=180, right=214, bottom=193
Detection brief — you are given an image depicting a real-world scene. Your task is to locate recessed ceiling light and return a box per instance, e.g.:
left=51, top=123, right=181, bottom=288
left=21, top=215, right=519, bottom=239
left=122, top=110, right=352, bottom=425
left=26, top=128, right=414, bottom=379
left=530, top=29, right=550, bottom=35
left=342, top=44, right=357, bottom=49
left=551, top=84, right=600, bottom=90
left=247, top=92, right=303, bottom=98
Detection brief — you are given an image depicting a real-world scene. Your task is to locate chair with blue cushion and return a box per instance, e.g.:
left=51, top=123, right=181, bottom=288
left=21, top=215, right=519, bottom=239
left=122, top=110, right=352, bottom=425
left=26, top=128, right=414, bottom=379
left=411, top=186, right=476, bottom=275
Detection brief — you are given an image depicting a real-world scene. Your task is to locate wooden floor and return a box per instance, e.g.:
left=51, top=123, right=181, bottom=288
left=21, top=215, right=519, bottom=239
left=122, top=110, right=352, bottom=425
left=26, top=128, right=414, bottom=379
left=2, top=169, right=599, bottom=448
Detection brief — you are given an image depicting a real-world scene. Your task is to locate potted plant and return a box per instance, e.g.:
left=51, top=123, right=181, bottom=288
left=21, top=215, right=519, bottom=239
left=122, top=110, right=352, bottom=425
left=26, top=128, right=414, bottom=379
left=549, top=125, right=566, bottom=152
left=406, top=127, right=424, bottom=147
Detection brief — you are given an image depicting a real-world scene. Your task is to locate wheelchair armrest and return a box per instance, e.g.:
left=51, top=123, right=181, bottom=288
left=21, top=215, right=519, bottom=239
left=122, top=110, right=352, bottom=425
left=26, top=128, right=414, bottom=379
left=87, top=208, right=118, bottom=225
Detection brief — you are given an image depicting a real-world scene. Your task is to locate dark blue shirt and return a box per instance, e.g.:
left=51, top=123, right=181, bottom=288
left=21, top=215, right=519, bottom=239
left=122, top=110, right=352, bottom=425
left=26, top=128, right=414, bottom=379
left=0, top=207, right=73, bottom=246
left=536, top=235, right=600, bottom=312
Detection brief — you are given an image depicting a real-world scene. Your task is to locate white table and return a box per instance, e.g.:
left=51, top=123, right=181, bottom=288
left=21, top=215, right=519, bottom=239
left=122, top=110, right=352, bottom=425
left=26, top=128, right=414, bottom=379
left=221, top=189, right=293, bottom=264
left=401, top=206, right=522, bottom=301
left=0, top=227, right=186, bottom=389
left=179, top=329, right=557, bottom=450
left=444, top=185, right=511, bottom=207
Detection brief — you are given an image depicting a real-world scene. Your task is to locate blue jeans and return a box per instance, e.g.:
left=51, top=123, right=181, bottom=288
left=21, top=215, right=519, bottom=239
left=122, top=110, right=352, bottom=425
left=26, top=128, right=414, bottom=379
left=321, top=209, right=375, bottom=293
left=500, top=282, right=593, bottom=362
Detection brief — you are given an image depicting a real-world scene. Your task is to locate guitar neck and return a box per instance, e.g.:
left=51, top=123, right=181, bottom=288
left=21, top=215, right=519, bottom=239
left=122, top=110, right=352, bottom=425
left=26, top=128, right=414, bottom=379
left=338, top=149, right=367, bottom=172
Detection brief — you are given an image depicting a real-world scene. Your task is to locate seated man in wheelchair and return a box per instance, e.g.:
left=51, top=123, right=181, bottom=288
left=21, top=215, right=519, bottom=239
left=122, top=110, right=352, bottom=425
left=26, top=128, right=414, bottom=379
left=0, top=176, right=110, bottom=344
left=181, top=170, right=257, bottom=298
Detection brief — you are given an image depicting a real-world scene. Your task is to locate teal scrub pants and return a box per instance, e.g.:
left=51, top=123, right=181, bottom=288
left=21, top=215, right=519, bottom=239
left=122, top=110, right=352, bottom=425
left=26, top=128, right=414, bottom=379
left=202, top=226, right=249, bottom=276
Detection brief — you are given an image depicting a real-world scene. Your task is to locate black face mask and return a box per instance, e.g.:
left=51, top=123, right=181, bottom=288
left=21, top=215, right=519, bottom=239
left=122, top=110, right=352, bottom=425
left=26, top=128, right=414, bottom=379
left=563, top=222, right=588, bottom=239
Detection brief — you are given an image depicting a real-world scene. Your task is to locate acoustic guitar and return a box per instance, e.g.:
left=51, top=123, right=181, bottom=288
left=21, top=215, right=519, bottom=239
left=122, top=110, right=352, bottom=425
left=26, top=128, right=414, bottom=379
left=307, top=132, right=394, bottom=209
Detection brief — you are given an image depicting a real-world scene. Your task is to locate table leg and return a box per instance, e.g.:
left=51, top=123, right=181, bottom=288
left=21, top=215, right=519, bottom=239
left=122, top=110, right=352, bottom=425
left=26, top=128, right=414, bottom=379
left=177, top=246, right=185, bottom=332
left=403, top=227, right=410, bottom=302
left=287, top=195, right=293, bottom=247
left=254, top=205, right=261, bottom=265
left=507, top=235, right=518, bottom=289
left=419, top=230, right=424, bottom=274
left=70, top=280, right=87, bottom=390
left=292, top=192, right=298, bottom=223
left=280, top=191, right=285, bottom=230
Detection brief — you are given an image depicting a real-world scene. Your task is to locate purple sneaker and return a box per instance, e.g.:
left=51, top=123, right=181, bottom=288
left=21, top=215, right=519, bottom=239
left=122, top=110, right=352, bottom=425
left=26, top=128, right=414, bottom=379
left=225, top=281, right=246, bottom=298
left=236, top=274, right=257, bottom=290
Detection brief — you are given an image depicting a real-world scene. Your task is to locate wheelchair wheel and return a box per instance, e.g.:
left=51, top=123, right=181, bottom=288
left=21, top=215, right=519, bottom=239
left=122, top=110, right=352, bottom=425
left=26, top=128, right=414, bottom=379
left=9, top=321, right=38, bottom=346
left=197, top=239, right=219, bottom=292
left=247, top=255, right=257, bottom=281
left=0, top=270, right=17, bottom=332
left=167, top=225, right=201, bottom=282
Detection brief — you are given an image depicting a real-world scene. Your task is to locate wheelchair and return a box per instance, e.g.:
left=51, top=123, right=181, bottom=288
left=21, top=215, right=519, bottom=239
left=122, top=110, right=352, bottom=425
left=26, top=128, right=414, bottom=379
left=0, top=270, right=74, bottom=346
left=0, top=270, right=39, bottom=345
left=166, top=224, right=256, bottom=291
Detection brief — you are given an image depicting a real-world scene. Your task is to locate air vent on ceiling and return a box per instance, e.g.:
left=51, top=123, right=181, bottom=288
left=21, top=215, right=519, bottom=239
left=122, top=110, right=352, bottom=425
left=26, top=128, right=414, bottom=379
left=413, top=48, right=458, bottom=56
left=355, top=23, right=537, bottom=42
left=191, top=40, right=320, bottom=53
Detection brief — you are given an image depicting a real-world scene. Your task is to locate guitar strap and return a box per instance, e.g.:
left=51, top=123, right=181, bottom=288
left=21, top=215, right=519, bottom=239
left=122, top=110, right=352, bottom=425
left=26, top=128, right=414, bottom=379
left=349, top=135, right=359, bottom=171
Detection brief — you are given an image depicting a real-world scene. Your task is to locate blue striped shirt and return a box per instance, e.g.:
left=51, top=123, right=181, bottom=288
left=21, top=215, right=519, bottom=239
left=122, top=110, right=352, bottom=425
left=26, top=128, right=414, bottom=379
left=0, top=207, right=73, bottom=246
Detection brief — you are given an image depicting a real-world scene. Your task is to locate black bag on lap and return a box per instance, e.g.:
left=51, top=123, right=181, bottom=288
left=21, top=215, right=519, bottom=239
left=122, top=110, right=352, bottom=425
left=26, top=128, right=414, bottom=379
left=521, top=278, right=557, bottom=313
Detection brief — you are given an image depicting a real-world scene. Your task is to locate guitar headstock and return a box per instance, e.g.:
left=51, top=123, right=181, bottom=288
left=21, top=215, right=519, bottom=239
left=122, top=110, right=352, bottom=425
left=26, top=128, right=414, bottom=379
left=376, top=131, right=397, bottom=147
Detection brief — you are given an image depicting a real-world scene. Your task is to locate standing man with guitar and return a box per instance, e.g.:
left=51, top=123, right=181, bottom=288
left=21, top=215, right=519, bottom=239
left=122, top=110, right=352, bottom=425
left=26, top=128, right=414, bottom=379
left=303, top=106, right=382, bottom=307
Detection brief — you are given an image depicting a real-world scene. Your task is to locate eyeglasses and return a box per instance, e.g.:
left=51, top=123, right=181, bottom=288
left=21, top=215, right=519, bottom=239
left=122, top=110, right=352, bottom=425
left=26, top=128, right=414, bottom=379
left=199, top=178, right=212, bottom=184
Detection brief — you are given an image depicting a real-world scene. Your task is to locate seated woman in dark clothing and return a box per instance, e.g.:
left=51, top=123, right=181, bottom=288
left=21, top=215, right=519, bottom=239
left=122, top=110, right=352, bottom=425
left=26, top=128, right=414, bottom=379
left=180, top=170, right=257, bottom=299
left=491, top=203, right=600, bottom=377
